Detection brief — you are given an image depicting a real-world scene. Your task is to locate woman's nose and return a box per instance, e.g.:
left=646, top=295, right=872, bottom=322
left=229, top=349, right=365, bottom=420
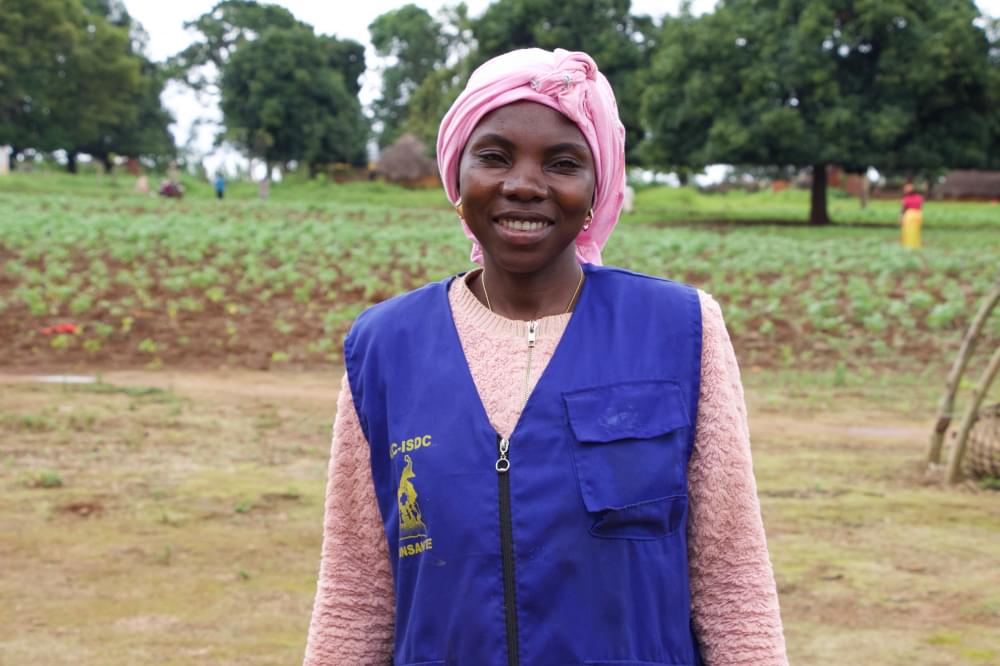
left=499, top=162, right=547, bottom=201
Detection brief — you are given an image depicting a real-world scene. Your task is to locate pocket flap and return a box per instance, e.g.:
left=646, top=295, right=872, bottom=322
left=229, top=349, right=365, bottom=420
left=563, top=380, right=690, bottom=443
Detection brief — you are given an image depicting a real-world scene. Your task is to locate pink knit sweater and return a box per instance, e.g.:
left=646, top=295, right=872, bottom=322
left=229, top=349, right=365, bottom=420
left=304, top=273, right=788, bottom=665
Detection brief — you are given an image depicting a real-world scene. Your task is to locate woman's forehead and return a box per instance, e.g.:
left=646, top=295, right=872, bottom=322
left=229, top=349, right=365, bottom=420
left=466, top=101, right=589, bottom=151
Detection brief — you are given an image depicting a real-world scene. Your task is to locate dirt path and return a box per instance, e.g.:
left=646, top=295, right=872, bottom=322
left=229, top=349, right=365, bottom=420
left=0, top=368, right=931, bottom=437
left=0, top=369, right=340, bottom=406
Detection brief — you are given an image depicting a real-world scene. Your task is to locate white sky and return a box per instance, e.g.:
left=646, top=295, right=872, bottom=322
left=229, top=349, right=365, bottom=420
left=123, top=0, right=1000, bottom=174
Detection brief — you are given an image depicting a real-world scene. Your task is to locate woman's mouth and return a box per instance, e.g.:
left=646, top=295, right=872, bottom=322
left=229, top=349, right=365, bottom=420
left=497, top=218, right=551, bottom=232
left=493, top=217, right=555, bottom=244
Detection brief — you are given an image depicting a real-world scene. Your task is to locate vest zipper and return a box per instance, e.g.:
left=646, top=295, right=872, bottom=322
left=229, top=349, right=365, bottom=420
left=496, top=434, right=519, bottom=666
left=523, top=320, right=537, bottom=408
left=493, top=320, right=535, bottom=666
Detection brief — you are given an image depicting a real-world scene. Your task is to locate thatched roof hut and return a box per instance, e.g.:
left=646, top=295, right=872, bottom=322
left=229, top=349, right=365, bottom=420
left=375, top=133, right=439, bottom=188
left=939, top=170, right=1000, bottom=200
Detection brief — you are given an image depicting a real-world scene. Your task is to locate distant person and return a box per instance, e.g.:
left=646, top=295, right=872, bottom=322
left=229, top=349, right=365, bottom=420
left=214, top=173, right=225, bottom=200
left=901, top=182, right=924, bottom=249
left=158, top=179, right=184, bottom=199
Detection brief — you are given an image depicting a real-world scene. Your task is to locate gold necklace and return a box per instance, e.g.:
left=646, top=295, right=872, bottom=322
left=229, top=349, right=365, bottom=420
left=481, top=268, right=585, bottom=315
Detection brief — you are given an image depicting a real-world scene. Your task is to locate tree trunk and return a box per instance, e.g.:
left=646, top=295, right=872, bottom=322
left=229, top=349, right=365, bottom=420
left=67, top=151, right=78, bottom=174
left=677, top=170, right=690, bottom=187
left=809, top=164, right=830, bottom=225
left=99, top=153, right=114, bottom=175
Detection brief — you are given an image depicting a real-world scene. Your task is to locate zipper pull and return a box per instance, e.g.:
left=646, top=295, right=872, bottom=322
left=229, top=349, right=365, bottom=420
left=496, top=436, right=511, bottom=473
left=526, top=320, right=537, bottom=348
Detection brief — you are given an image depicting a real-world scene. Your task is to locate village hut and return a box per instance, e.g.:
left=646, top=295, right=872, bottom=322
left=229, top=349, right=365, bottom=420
left=375, top=133, right=440, bottom=188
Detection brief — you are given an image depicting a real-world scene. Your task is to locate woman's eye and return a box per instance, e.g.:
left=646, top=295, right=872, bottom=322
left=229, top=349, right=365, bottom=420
left=478, top=152, right=507, bottom=164
left=552, top=159, right=581, bottom=170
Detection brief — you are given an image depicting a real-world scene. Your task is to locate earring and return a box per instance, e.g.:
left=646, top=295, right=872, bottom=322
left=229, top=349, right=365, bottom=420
left=582, top=208, right=593, bottom=231
left=454, top=199, right=464, bottom=219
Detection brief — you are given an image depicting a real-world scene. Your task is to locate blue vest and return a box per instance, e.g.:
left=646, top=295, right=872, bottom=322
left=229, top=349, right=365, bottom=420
left=345, top=264, right=703, bottom=666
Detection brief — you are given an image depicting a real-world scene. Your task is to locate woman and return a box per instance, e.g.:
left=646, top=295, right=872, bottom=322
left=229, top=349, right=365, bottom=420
left=901, top=182, right=923, bottom=249
left=304, top=49, right=787, bottom=666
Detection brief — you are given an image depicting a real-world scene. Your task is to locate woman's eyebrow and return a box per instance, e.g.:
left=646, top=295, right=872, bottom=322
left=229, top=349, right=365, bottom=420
left=469, top=133, right=514, bottom=149
left=546, top=142, right=591, bottom=157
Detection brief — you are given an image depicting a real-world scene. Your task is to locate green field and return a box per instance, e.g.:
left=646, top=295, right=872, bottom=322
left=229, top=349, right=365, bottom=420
left=1, top=172, right=998, bottom=373
left=1, top=172, right=999, bottom=665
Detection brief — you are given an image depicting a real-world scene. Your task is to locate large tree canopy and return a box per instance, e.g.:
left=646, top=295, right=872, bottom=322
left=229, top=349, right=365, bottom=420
left=369, top=4, right=450, bottom=147
left=168, top=0, right=299, bottom=92
left=173, top=0, right=365, bottom=98
left=643, top=0, right=997, bottom=224
left=219, top=26, right=368, bottom=171
left=0, top=0, right=172, bottom=170
left=173, top=0, right=368, bottom=171
left=368, top=4, right=474, bottom=151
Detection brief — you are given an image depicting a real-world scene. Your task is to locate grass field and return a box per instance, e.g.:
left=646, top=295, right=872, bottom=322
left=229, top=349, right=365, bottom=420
left=1, top=172, right=999, bottom=664
left=2, top=370, right=999, bottom=665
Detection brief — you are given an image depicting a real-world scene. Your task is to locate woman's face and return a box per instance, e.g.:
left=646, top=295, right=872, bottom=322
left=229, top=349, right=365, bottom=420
left=458, top=101, right=596, bottom=276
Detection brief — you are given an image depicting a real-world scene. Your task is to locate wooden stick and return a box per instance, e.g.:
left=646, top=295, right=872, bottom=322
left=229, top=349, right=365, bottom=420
left=928, top=277, right=1000, bottom=464
left=946, top=343, right=1000, bottom=484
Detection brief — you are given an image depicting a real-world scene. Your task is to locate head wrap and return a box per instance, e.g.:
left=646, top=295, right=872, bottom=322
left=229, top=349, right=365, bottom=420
left=437, top=48, right=626, bottom=265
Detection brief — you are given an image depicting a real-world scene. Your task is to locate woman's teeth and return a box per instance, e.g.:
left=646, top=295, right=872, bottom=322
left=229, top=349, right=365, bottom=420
left=498, top=218, right=549, bottom=231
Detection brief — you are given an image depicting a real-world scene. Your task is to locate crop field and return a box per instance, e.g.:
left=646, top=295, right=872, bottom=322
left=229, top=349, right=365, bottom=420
left=1, top=174, right=998, bottom=374
left=2, top=173, right=999, bottom=665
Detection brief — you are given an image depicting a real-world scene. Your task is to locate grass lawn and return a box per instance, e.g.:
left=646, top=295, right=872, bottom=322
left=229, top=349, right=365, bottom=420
left=1, top=370, right=998, bottom=665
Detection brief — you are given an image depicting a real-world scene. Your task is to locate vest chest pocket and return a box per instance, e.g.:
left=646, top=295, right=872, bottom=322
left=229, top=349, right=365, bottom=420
left=563, top=380, right=692, bottom=540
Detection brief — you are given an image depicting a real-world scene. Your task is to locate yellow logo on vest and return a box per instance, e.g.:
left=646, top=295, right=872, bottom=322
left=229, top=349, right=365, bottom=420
left=397, top=454, right=433, bottom=558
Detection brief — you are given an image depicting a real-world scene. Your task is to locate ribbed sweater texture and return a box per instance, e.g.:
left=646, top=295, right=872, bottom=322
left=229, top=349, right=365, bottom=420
left=303, top=273, right=788, bottom=665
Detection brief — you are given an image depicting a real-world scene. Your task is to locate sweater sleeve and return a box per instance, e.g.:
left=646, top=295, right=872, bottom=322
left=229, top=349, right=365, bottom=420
left=303, top=373, right=395, bottom=666
left=687, top=292, right=788, bottom=665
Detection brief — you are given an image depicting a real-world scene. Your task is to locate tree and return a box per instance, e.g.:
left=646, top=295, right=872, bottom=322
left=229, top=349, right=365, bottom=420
left=471, top=0, right=656, bottom=163
left=404, top=64, right=469, bottom=151
left=0, top=0, right=75, bottom=153
left=369, top=4, right=450, bottom=147
left=75, top=1, right=174, bottom=170
left=168, top=0, right=300, bottom=93
left=0, top=0, right=172, bottom=171
left=172, top=0, right=367, bottom=172
left=219, top=26, right=368, bottom=174
left=172, top=0, right=366, bottom=99
left=987, top=17, right=1000, bottom=169
left=643, top=0, right=997, bottom=224
left=76, top=58, right=175, bottom=171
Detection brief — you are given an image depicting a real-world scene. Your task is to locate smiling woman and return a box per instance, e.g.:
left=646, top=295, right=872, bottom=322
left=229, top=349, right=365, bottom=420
left=303, top=49, right=788, bottom=666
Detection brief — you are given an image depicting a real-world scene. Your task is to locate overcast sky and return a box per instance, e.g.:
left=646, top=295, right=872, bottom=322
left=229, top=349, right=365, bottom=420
left=122, top=0, right=1000, bottom=172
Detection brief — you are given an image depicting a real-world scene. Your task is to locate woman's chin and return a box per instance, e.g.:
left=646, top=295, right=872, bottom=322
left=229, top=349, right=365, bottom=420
left=484, top=247, right=579, bottom=278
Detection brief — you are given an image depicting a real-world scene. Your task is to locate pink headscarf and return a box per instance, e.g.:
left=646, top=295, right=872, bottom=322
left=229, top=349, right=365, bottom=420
left=437, top=48, right=626, bottom=265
